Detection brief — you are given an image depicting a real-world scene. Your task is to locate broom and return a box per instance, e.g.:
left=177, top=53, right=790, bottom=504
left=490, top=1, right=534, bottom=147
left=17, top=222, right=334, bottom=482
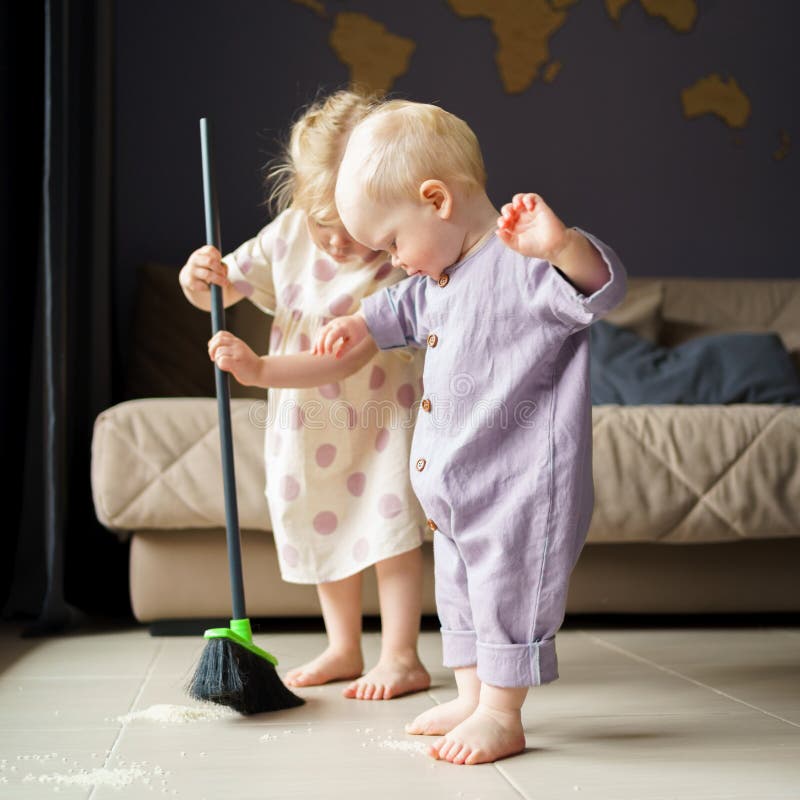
left=186, top=118, right=304, bottom=714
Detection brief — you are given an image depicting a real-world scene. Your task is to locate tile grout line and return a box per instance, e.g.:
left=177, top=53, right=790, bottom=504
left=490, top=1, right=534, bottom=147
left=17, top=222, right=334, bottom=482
left=493, top=762, right=535, bottom=799
left=86, top=639, right=164, bottom=800
left=581, top=632, right=800, bottom=730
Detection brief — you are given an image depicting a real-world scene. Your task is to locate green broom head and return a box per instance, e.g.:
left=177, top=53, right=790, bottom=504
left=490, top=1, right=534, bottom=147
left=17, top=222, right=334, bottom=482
left=186, top=618, right=305, bottom=714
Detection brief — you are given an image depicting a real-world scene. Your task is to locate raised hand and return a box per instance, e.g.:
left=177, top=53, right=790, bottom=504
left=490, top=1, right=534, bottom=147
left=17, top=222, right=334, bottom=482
left=496, top=193, right=571, bottom=262
left=208, top=330, right=266, bottom=386
left=312, top=314, right=370, bottom=360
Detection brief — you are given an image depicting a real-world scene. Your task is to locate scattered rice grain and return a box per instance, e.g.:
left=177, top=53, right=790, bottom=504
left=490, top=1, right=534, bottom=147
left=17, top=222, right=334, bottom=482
left=377, top=739, right=428, bottom=755
left=23, top=766, right=149, bottom=789
left=117, top=704, right=235, bottom=725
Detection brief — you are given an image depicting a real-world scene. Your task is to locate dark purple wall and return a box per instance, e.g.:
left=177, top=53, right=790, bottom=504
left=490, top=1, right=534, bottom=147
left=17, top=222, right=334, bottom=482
left=114, top=0, right=799, bottom=357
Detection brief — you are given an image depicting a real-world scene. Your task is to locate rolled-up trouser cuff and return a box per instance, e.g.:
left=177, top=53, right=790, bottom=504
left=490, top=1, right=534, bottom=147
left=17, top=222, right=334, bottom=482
left=441, top=628, right=477, bottom=668
left=476, top=638, right=559, bottom=688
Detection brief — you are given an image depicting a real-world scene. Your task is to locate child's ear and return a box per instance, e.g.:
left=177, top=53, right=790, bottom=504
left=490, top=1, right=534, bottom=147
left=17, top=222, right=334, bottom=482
left=419, top=180, right=453, bottom=220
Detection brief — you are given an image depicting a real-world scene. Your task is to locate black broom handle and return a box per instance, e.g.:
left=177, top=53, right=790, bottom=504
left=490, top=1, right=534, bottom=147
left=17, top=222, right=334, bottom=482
left=200, top=118, right=247, bottom=621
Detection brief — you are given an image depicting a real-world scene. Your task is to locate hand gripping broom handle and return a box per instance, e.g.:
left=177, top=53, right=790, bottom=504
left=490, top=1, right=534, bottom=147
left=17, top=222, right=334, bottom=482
left=200, top=118, right=247, bottom=622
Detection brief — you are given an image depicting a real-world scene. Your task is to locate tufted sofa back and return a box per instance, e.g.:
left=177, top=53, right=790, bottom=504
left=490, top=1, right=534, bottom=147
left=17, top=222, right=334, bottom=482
left=606, top=278, right=800, bottom=369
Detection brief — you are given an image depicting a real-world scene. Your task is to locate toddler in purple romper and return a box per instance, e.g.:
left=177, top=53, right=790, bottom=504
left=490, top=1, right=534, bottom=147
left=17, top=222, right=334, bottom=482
left=313, top=99, right=628, bottom=764
left=360, top=229, right=626, bottom=689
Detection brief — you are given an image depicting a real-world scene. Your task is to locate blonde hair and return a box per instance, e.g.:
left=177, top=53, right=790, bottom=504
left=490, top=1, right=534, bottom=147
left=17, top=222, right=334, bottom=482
left=266, top=89, right=378, bottom=223
left=348, top=100, right=487, bottom=203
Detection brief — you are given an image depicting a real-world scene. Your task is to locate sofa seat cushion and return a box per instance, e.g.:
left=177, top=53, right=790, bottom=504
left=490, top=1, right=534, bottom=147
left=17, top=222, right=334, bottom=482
left=93, top=399, right=800, bottom=546
left=590, top=404, right=800, bottom=543
left=92, top=398, right=269, bottom=533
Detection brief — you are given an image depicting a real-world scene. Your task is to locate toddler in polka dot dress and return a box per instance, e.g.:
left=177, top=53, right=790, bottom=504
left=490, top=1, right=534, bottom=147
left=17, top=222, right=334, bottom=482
left=179, top=90, right=430, bottom=700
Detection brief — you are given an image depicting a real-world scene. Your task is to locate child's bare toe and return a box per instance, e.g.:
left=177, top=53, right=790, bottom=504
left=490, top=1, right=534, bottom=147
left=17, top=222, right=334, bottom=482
left=344, top=657, right=430, bottom=701
left=423, top=707, right=525, bottom=765
left=283, top=648, right=362, bottom=688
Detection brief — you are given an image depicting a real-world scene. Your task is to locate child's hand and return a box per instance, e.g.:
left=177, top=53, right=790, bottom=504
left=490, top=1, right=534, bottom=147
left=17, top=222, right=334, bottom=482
left=208, top=331, right=266, bottom=386
left=312, top=314, right=369, bottom=360
left=496, top=193, right=571, bottom=262
left=180, top=245, right=231, bottom=294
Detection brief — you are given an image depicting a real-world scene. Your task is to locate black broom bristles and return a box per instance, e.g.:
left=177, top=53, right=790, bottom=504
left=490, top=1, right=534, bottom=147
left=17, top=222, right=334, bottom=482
left=187, top=638, right=305, bottom=715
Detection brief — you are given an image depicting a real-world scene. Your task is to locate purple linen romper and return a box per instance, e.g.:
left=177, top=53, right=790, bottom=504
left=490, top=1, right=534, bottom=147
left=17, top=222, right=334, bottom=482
left=360, top=230, right=627, bottom=688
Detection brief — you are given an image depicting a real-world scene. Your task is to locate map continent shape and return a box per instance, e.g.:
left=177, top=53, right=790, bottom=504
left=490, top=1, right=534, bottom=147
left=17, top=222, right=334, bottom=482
left=448, top=0, right=569, bottom=94
left=681, top=74, right=751, bottom=129
left=605, top=0, right=697, bottom=32
left=329, top=12, right=416, bottom=95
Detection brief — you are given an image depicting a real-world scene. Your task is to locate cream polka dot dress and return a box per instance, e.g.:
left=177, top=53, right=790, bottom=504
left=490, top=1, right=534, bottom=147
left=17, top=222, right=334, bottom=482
left=223, top=208, right=427, bottom=584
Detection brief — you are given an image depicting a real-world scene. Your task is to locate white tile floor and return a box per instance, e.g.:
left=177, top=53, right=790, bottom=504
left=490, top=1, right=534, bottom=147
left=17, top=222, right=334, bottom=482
left=1, top=621, right=799, bottom=799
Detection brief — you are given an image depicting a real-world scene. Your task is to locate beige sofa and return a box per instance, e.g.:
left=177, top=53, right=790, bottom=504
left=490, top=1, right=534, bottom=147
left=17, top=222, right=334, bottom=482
left=92, top=268, right=800, bottom=623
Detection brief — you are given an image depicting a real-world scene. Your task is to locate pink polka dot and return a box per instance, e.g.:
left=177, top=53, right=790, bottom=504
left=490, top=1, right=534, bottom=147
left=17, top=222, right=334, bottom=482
left=282, top=543, right=299, bottom=568
left=397, top=383, right=415, bottom=408
left=291, top=309, right=303, bottom=322
left=319, top=382, right=340, bottom=399
left=274, top=237, right=288, bottom=261
left=237, top=256, right=252, bottom=275
left=374, top=261, right=393, bottom=281
left=378, top=493, right=403, bottom=519
left=313, top=511, right=338, bottom=535
left=328, top=293, right=353, bottom=316
left=369, top=365, right=386, bottom=390
left=279, top=475, right=300, bottom=501
left=297, top=333, right=311, bottom=352
left=353, top=537, right=369, bottom=561
left=282, top=283, right=302, bottom=308
left=347, top=472, right=366, bottom=497
left=269, top=326, right=283, bottom=350
left=288, top=406, right=305, bottom=430
left=313, top=259, right=337, bottom=281
left=375, top=428, right=389, bottom=452
left=315, top=443, right=337, bottom=468
left=232, top=280, right=254, bottom=298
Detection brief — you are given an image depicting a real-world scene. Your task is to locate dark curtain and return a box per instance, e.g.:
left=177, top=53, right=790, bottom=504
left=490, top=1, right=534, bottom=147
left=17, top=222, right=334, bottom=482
left=2, top=0, right=131, bottom=628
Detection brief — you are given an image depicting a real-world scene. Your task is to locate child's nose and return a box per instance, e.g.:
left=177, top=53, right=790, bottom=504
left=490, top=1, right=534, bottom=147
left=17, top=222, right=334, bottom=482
left=330, top=231, right=348, bottom=247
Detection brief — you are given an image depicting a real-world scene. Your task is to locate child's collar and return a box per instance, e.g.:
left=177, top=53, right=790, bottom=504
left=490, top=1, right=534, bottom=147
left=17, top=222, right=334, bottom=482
left=442, top=225, right=497, bottom=277
left=462, top=225, right=496, bottom=260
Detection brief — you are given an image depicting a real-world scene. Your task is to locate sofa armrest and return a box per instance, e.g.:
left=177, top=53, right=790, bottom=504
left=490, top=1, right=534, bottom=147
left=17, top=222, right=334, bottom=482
left=91, top=397, right=269, bottom=534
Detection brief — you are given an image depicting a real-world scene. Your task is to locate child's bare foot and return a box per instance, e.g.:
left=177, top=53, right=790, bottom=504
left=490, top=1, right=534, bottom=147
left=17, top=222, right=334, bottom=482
left=284, top=647, right=363, bottom=688
left=428, top=705, right=526, bottom=765
left=404, top=697, right=478, bottom=735
left=343, top=654, right=430, bottom=700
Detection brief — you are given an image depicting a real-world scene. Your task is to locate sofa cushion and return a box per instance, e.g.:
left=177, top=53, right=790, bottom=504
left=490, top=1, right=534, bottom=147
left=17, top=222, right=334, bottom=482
left=93, top=398, right=800, bottom=546
left=92, top=398, right=270, bottom=533
left=590, top=321, right=800, bottom=405
left=591, top=404, right=800, bottom=543
left=658, top=278, right=800, bottom=369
